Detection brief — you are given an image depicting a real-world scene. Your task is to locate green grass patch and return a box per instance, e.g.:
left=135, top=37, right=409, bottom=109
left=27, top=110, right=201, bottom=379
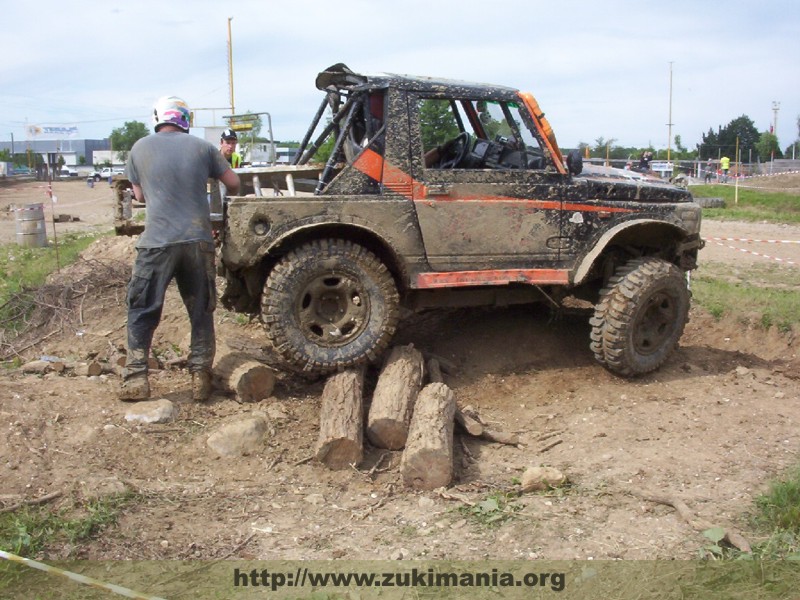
left=458, top=492, right=521, bottom=528
left=0, top=492, right=138, bottom=560
left=0, top=231, right=107, bottom=336
left=690, top=184, right=800, bottom=223
left=749, top=466, right=800, bottom=560
left=691, top=271, right=800, bottom=332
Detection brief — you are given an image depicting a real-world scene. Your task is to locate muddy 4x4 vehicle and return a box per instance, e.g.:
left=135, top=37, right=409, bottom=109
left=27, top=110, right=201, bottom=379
left=219, top=63, right=703, bottom=377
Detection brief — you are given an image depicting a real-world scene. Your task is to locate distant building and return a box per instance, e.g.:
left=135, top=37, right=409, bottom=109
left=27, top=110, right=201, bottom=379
left=0, top=138, right=110, bottom=168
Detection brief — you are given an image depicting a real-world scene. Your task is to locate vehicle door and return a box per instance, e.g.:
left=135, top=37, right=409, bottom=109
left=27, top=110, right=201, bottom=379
left=409, top=95, right=567, bottom=275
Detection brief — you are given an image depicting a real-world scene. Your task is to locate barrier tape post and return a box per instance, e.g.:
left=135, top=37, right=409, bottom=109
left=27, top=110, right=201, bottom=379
left=0, top=549, right=167, bottom=600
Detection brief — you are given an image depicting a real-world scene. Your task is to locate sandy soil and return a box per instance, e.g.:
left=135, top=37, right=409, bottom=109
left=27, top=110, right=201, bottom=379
left=1, top=175, right=799, bottom=563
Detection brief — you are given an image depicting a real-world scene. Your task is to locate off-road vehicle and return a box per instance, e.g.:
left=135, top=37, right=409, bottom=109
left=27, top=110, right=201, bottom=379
left=219, top=63, right=703, bottom=377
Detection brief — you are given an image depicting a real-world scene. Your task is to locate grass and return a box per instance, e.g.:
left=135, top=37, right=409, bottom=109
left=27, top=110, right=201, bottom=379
left=0, top=231, right=107, bottom=337
left=458, top=492, right=521, bottom=528
left=690, top=183, right=800, bottom=223
left=0, top=492, right=138, bottom=560
left=753, top=466, right=800, bottom=558
left=691, top=271, right=800, bottom=333
left=0, top=492, right=141, bottom=596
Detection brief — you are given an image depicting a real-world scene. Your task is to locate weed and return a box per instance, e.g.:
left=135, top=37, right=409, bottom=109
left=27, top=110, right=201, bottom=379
left=0, top=492, right=138, bottom=559
left=0, top=232, right=107, bottom=334
left=458, top=492, right=521, bottom=528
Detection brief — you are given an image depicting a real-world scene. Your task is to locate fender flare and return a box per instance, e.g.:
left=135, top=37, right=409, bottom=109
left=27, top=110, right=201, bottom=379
left=572, top=219, right=688, bottom=285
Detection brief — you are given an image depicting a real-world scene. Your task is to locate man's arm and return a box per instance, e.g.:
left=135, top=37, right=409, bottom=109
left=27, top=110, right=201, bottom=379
left=132, top=183, right=144, bottom=202
left=219, top=168, right=240, bottom=195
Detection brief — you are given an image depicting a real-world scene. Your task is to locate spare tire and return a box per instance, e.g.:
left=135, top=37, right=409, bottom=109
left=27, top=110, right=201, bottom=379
left=695, top=197, right=726, bottom=208
left=590, top=257, right=690, bottom=376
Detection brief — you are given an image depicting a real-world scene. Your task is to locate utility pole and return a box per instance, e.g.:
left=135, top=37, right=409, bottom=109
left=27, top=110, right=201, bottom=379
left=227, top=17, right=236, bottom=118
left=666, top=62, right=674, bottom=163
left=772, top=101, right=780, bottom=136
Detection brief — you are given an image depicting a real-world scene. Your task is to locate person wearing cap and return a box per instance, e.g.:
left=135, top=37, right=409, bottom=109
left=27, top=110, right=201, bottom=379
left=220, top=128, right=243, bottom=168
left=120, top=96, right=240, bottom=403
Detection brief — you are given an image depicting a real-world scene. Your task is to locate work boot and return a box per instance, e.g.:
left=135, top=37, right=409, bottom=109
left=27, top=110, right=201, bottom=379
left=119, top=373, right=150, bottom=402
left=191, top=371, right=213, bottom=402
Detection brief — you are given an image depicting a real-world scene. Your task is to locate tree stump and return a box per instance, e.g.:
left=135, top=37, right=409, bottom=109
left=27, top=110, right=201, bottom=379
left=401, top=382, right=456, bottom=490
left=315, top=368, right=365, bottom=470
left=213, top=352, right=275, bottom=403
left=366, top=344, right=425, bottom=450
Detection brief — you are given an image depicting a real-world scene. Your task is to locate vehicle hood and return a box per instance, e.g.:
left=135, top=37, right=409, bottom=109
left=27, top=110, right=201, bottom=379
left=576, top=164, right=692, bottom=203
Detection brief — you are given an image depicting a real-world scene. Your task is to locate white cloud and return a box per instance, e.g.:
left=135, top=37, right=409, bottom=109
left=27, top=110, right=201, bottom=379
left=1, top=0, right=798, bottom=151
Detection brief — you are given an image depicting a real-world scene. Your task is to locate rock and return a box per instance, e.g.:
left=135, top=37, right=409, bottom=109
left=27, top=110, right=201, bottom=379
left=265, top=403, right=290, bottom=422
left=735, top=366, right=751, bottom=377
left=521, top=466, right=566, bottom=493
left=124, top=399, right=177, bottom=424
left=304, top=493, right=325, bottom=506
left=80, top=476, right=129, bottom=500
left=207, top=413, right=268, bottom=457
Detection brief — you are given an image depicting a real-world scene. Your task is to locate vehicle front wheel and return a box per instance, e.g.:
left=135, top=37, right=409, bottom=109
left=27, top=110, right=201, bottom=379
left=590, top=257, right=690, bottom=377
left=261, top=239, right=400, bottom=376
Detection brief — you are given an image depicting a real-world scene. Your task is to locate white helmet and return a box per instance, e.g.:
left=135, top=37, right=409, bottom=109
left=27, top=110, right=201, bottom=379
left=152, top=96, right=190, bottom=132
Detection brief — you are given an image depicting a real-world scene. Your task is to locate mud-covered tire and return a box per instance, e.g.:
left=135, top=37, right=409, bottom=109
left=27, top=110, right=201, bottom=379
left=261, top=239, right=399, bottom=376
left=590, top=257, right=690, bottom=377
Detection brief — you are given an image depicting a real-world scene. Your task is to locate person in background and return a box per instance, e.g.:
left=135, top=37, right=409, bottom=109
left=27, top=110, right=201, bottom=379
left=705, top=158, right=714, bottom=183
left=720, top=155, right=731, bottom=183
left=639, top=150, right=653, bottom=171
left=219, top=128, right=243, bottom=168
left=119, top=96, right=240, bottom=402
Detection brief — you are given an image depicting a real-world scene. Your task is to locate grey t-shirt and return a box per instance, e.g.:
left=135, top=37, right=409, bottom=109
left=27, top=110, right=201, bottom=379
left=127, top=131, right=231, bottom=248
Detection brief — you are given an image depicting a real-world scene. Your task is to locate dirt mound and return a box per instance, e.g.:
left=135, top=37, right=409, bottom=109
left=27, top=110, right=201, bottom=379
left=739, top=171, right=800, bottom=191
left=1, top=229, right=799, bottom=563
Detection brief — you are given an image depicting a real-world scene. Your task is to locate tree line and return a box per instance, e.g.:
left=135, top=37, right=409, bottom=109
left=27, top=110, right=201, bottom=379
left=579, top=115, right=799, bottom=163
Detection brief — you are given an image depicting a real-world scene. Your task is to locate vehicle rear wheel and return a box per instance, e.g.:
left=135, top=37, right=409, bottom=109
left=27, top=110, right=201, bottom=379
left=261, top=239, right=399, bottom=375
left=590, top=257, right=690, bottom=377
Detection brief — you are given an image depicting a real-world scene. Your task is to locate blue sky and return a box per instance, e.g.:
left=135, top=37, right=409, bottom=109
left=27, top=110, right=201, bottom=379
left=2, top=0, right=798, bottom=156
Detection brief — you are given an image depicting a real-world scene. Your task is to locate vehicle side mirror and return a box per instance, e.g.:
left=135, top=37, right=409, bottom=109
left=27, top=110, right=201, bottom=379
left=566, top=149, right=583, bottom=175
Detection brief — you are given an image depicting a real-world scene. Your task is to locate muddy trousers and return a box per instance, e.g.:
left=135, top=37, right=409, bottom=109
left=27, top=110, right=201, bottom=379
left=125, top=242, right=216, bottom=379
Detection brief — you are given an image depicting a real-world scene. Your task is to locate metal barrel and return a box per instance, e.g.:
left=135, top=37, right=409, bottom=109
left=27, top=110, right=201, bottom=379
left=14, top=203, right=48, bottom=248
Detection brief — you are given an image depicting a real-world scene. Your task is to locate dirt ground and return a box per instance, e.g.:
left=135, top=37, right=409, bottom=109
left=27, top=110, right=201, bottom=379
left=1, top=175, right=799, bottom=563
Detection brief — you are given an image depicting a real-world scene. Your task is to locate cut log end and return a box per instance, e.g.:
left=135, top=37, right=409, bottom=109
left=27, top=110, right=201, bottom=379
left=315, top=439, right=363, bottom=471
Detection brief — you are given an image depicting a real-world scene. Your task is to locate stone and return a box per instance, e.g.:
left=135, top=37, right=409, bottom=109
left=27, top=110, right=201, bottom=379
left=207, top=414, right=268, bottom=457
left=521, top=466, right=567, bottom=493
left=124, top=399, right=176, bottom=424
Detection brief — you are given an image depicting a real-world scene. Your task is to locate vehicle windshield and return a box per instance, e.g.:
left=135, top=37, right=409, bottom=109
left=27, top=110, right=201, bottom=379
left=419, top=97, right=546, bottom=170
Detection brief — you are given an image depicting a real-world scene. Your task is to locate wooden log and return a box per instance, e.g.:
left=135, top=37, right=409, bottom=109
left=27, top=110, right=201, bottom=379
left=21, top=360, right=51, bottom=374
left=367, top=345, right=425, bottom=450
left=401, top=382, right=456, bottom=490
left=428, top=358, right=483, bottom=437
left=213, top=352, right=275, bottom=403
left=73, top=361, right=104, bottom=377
left=315, top=368, right=365, bottom=470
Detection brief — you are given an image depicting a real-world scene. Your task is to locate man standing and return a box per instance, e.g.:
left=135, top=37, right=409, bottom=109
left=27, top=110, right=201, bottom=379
left=720, top=155, right=731, bottom=183
left=120, top=96, right=240, bottom=402
left=219, top=128, right=243, bottom=168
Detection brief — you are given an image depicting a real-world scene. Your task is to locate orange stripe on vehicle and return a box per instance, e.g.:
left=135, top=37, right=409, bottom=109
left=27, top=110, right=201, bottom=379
left=420, top=194, right=635, bottom=213
left=353, top=148, right=427, bottom=199
left=417, top=268, right=569, bottom=288
left=354, top=149, right=633, bottom=213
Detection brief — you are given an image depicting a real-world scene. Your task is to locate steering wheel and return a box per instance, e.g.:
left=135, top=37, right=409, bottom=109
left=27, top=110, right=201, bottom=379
left=438, top=132, right=472, bottom=169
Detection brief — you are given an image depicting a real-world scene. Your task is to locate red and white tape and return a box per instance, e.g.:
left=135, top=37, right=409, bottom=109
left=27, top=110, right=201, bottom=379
left=708, top=237, right=800, bottom=244
left=707, top=237, right=797, bottom=265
